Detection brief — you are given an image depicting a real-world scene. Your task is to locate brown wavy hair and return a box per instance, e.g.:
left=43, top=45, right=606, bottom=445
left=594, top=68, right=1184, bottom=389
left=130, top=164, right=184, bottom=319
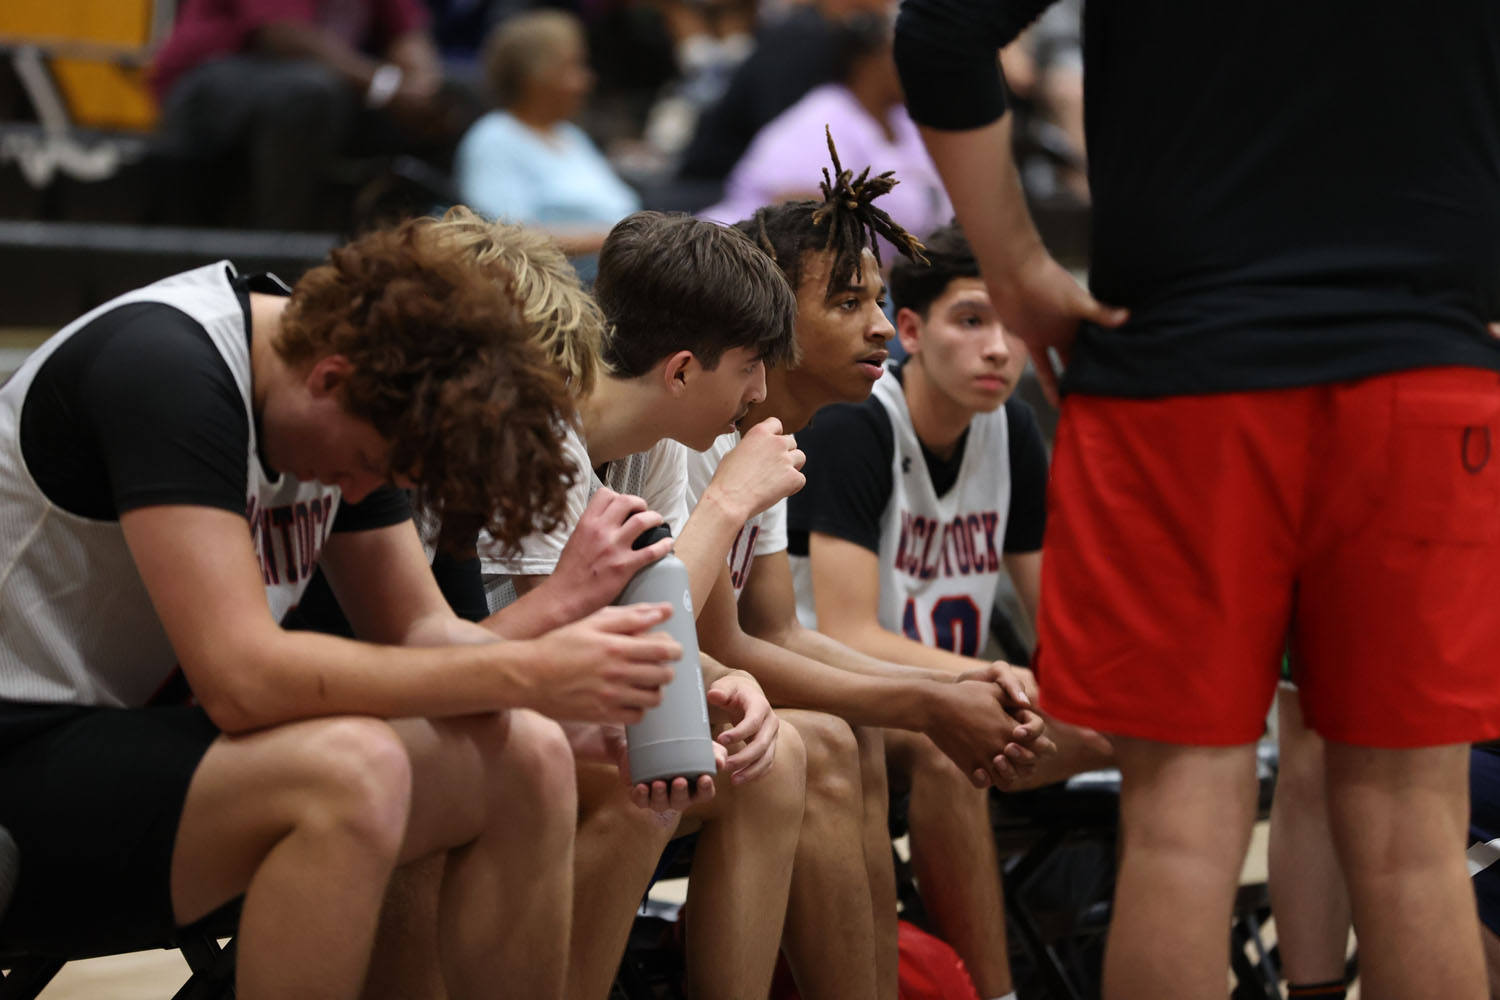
left=277, top=218, right=577, bottom=550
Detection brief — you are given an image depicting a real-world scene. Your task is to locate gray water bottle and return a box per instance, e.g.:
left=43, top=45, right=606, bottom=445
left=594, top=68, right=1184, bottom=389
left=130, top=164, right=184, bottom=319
left=617, top=524, right=717, bottom=785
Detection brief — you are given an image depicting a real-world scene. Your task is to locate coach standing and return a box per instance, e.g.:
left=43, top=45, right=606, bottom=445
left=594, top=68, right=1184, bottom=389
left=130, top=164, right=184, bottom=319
left=896, top=3, right=1500, bottom=998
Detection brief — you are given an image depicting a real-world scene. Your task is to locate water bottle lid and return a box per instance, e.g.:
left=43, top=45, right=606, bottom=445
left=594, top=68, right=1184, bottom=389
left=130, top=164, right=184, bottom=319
left=633, top=524, right=674, bottom=550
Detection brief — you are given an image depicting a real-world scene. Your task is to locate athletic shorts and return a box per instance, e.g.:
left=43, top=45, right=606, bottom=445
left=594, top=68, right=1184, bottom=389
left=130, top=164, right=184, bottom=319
left=1037, top=366, right=1500, bottom=748
left=0, top=702, right=220, bottom=954
left=1469, top=745, right=1500, bottom=936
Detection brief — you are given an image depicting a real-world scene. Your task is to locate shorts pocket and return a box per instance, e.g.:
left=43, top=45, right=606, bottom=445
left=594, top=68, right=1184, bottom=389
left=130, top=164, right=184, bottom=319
left=1385, top=375, right=1500, bottom=544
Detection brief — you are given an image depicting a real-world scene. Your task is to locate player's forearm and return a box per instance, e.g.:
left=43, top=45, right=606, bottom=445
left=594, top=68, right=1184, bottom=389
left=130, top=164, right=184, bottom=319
left=703, top=628, right=937, bottom=730
left=481, top=575, right=590, bottom=640
left=774, top=621, right=953, bottom=685
left=196, top=627, right=542, bottom=733
left=673, top=491, right=752, bottom=617
left=822, top=619, right=982, bottom=678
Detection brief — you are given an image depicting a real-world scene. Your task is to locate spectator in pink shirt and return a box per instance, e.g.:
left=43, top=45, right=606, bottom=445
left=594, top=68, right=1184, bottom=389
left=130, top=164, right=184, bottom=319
left=700, top=14, right=950, bottom=266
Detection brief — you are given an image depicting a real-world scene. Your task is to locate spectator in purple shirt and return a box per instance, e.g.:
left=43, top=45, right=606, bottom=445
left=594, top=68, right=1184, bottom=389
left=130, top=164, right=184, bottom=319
left=699, top=12, right=950, bottom=264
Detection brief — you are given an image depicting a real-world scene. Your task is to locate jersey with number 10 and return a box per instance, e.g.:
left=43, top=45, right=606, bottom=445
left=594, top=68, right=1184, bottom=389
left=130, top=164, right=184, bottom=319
left=796, top=366, right=1012, bottom=656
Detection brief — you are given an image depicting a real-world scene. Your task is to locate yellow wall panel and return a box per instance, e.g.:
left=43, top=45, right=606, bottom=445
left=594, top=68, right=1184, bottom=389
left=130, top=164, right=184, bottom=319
left=50, top=60, right=159, bottom=131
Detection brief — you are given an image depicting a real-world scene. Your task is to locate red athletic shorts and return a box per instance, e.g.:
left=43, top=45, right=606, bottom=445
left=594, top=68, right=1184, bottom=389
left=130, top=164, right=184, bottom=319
left=1036, top=366, right=1500, bottom=748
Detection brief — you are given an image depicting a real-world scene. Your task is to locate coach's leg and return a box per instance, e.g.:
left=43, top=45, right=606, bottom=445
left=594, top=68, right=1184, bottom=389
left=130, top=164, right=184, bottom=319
left=1326, top=742, right=1484, bottom=1000
left=778, top=709, right=881, bottom=1000
left=1268, top=690, right=1350, bottom=991
left=858, top=727, right=900, bottom=1000
left=1104, top=738, right=1259, bottom=1000
left=565, top=763, right=680, bottom=1000
left=891, top=728, right=1013, bottom=998
left=171, top=717, right=413, bottom=1000
left=683, top=721, right=807, bottom=999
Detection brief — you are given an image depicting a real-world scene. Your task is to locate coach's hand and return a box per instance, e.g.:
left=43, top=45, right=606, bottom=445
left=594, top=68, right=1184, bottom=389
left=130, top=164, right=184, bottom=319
left=525, top=604, right=679, bottom=723
left=550, top=487, right=674, bottom=616
left=704, top=417, right=806, bottom=522
left=926, top=679, right=1057, bottom=790
left=990, top=246, right=1127, bottom=405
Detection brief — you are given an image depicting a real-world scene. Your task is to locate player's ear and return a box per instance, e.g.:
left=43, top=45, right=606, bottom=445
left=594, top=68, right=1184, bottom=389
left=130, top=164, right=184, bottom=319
left=895, top=307, right=924, bottom=358
left=660, top=350, right=696, bottom=396
left=306, top=354, right=354, bottom=399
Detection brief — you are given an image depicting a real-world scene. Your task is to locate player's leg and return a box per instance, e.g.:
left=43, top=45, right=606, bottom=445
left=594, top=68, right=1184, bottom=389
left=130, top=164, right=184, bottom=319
left=778, top=708, right=882, bottom=1000
left=857, top=726, right=900, bottom=1000
left=393, top=709, right=578, bottom=1000
left=170, top=716, right=415, bottom=1000
left=1105, top=738, right=1261, bottom=999
left=1267, top=686, right=1351, bottom=996
left=682, top=720, right=807, bottom=999
left=563, top=761, right=681, bottom=1000
left=887, top=728, right=1013, bottom=998
left=360, top=856, right=447, bottom=1000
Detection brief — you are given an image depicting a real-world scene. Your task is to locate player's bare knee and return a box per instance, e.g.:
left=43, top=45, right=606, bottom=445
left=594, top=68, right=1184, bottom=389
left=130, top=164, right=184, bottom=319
left=299, top=717, right=412, bottom=856
left=489, top=709, right=576, bottom=818
left=757, top=720, right=809, bottom=810
left=794, top=712, right=861, bottom=803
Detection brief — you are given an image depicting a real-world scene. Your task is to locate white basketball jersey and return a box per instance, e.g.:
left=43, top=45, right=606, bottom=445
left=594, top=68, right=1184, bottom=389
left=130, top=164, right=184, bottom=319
left=794, top=366, right=1011, bottom=656
left=683, top=430, right=788, bottom=602
left=0, top=262, right=340, bottom=707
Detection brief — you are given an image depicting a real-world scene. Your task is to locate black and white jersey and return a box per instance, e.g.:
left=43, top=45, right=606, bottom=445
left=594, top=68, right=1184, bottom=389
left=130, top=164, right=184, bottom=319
left=0, top=262, right=406, bottom=708
left=480, top=424, right=692, bottom=611
left=788, top=361, right=1048, bottom=656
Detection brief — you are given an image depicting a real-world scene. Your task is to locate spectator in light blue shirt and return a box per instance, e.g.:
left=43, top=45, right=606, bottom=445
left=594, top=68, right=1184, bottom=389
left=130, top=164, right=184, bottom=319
left=456, top=11, right=641, bottom=257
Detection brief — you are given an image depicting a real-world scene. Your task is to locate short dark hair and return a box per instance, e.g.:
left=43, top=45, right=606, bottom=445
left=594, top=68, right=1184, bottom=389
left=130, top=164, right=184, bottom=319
left=889, top=220, right=979, bottom=317
left=734, top=128, right=926, bottom=298
left=596, top=211, right=797, bottom=378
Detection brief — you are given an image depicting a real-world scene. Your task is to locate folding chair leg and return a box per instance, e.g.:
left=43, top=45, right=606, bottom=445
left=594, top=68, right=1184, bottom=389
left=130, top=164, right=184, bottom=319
left=0, top=958, right=64, bottom=1000
left=171, top=936, right=236, bottom=1000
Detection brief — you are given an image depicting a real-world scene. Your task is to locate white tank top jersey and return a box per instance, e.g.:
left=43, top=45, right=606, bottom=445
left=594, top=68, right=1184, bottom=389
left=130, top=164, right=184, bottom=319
left=0, top=262, right=341, bottom=708
left=481, top=425, right=692, bottom=611
left=682, top=430, right=788, bottom=602
left=791, top=366, right=1011, bottom=657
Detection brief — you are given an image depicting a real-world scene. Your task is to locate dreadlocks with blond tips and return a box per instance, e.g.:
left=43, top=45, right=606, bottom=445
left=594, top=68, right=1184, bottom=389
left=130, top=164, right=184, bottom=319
left=735, top=126, right=928, bottom=298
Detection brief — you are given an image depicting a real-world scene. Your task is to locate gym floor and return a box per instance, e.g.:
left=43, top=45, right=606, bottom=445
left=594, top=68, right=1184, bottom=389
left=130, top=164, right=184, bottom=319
left=37, top=824, right=1350, bottom=999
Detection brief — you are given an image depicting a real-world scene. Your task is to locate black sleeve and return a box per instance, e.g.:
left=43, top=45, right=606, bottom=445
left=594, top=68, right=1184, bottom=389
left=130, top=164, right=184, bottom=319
left=330, top=486, right=412, bottom=533
left=786, top=400, right=894, bottom=557
left=22, top=302, right=251, bottom=520
left=1002, top=397, right=1048, bottom=553
left=430, top=551, right=488, bottom=622
left=894, top=0, right=1056, bottom=130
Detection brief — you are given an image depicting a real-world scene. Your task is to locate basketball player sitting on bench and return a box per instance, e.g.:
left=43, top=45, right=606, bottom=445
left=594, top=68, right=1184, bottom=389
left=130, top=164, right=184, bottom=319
left=0, top=220, right=681, bottom=1000
left=669, top=144, right=1054, bottom=1000
left=781, top=219, right=1113, bottom=1000
left=448, top=208, right=809, bottom=1000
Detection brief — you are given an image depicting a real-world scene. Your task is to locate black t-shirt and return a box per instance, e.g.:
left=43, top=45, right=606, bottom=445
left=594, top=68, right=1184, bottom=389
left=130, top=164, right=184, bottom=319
left=787, top=375, right=1048, bottom=557
left=894, top=0, right=1500, bottom=396
left=19, top=273, right=410, bottom=531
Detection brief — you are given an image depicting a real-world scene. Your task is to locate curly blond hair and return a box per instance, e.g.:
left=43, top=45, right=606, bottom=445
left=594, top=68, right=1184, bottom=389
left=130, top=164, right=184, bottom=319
left=429, top=206, right=606, bottom=397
